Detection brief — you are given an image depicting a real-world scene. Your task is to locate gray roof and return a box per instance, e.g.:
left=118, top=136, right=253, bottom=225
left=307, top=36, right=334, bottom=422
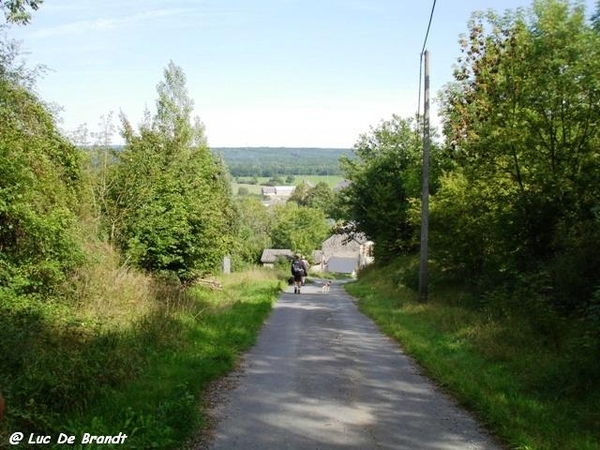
left=321, top=233, right=369, bottom=255
left=261, top=249, right=294, bottom=263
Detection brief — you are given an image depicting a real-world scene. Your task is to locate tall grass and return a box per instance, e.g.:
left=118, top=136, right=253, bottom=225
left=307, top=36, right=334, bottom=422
left=346, top=258, right=600, bottom=450
left=0, top=234, right=283, bottom=449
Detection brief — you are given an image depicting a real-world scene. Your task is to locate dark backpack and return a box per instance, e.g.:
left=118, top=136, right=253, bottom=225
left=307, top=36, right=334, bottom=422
left=292, top=259, right=305, bottom=275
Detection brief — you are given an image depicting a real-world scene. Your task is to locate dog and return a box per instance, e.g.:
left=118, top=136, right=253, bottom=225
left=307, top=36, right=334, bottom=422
left=321, top=280, right=332, bottom=293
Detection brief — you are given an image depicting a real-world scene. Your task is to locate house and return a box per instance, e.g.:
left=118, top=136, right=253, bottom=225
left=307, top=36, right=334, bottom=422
left=261, top=186, right=277, bottom=196
left=312, top=233, right=374, bottom=275
left=260, top=249, right=294, bottom=268
left=261, top=185, right=295, bottom=198
left=261, top=185, right=296, bottom=207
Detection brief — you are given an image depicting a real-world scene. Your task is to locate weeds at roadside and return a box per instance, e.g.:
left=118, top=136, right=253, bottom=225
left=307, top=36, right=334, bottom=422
left=346, top=259, right=600, bottom=450
left=0, top=245, right=282, bottom=450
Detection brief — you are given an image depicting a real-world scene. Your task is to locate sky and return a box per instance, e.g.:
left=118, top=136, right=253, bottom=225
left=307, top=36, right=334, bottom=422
left=6, top=0, right=598, bottom=148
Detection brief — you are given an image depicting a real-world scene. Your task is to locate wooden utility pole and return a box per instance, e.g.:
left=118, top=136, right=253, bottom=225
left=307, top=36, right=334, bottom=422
left=418, top=50, right=430, bottom=302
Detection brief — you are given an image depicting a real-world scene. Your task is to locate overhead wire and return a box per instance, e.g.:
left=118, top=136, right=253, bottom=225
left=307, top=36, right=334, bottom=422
left=416, top=0, right=437, bottom=133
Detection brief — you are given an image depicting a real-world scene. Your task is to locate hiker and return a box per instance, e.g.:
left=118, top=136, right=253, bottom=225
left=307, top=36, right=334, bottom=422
left=291, top=254, right=307, bottom=294
left=301, top=257, right=310, bottom=285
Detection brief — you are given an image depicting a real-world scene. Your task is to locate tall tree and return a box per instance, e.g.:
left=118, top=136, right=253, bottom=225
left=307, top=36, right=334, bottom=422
left=339, top=115, right=434, bottom=262
left=438, top=0, right=600, bottom=307
left=233, top=197, right=272, bottom=264
left=109, top=61, right=235, bottom=279
left=0, top=38, right=82, bottom=295
left=270, top=203, right=329, bottom=259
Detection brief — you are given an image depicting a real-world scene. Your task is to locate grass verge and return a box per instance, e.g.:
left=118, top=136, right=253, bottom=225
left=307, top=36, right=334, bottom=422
left=346, top=259, right=600, bottom=450
left=1, top=262, right=283, bottom=449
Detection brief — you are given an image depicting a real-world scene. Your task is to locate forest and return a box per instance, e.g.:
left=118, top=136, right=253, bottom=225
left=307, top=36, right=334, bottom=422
left=213, top=147, right=351, bottom=177
left=1, top=0, right=600, bottom=448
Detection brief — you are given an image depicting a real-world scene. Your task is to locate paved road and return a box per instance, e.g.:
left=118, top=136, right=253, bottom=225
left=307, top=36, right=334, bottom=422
left=205, top=280, right=502, bottom=450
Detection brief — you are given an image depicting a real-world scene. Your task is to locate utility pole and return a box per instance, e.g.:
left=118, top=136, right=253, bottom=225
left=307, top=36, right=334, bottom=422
left=418, top=50, right=430, bottom=302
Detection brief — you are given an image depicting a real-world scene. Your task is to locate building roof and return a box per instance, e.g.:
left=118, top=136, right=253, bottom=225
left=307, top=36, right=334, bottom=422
left=261, top=185, right=296, bottom=196
left=321, top=233, right=369, bottom=255
left=260, top=249, right=294, bottom=263
left=261, top=186, right=277, bottom=195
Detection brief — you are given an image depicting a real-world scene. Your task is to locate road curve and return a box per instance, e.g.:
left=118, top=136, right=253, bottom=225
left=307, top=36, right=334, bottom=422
left=204, top=280, right=502, bottom=450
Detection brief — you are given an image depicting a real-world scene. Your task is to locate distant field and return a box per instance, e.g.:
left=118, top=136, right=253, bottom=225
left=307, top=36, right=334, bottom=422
left=232, top=175, right=345, bottom=196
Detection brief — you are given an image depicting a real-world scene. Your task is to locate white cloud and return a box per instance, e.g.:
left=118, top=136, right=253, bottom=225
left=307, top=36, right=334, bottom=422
left=29, top=8, right=193, bottom=38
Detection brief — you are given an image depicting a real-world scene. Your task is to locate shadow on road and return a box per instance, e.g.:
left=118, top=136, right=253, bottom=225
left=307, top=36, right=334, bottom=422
left=197, top=280, right=501, bottom=450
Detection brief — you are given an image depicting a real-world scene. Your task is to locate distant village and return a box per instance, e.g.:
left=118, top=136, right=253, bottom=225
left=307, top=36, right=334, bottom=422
left=258, top=179, right=374, bottom=277
left=260, top=179, right=351, bottom=207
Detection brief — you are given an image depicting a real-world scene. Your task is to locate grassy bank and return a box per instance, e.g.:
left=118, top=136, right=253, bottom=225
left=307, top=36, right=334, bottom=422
left=346, top=259, right=600, bottom=450
left=0, top=251, right=283, bottom=449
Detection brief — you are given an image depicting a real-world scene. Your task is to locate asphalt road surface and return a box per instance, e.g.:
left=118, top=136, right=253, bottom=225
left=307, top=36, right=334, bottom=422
left=204, top=280, right=502, bottom=450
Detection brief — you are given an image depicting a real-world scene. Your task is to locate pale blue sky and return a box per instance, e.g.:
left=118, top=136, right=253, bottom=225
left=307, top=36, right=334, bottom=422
left=7, top=0, right=597, bottom=147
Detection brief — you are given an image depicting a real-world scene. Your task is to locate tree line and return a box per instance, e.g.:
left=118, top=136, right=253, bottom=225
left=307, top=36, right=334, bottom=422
left=213, top=147, right=351, bottom=178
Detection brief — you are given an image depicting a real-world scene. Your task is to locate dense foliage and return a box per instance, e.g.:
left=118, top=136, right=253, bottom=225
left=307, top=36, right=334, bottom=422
left=0, top=39, right=82, bottom=296
left=338, top=0, right=600, bottom=412
left=107, top=62, right=236, bottom=280
left=338, top=115, right=445, bottom=262
left=232, top=196, right=272, bottom=265
left=270, top=202, right=329, bottom=259
left=436, top=0, right=600, bottom=312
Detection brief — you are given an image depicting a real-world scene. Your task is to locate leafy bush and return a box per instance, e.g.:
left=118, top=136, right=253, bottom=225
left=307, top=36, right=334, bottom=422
left=0, top=75, right=84, bottom=296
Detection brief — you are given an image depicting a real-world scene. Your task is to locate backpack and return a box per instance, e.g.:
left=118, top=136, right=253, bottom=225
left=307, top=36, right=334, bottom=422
left=292, top=259, right=305, bottom=275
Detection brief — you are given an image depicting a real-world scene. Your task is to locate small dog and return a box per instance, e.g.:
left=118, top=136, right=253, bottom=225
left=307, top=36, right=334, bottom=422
left=321, top=281, right=332, bottom=293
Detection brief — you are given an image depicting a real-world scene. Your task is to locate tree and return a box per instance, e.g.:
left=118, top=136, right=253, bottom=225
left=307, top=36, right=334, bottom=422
left=592, top=0, right=600, bottom=32
left=233, top=197, right=272, bottom=264
left=305, top=182, right=334, bottom=213
left=287, top=181, right=311, bottom=206
left=339, top=115, right=430, bottom=262
left=109, top=61, right=235, bottom=279
left=270, top=203, right=329, bottom=259
left=438, top=0, right=600, bottom=308
left=1, top=0, right=42, bottom=24
left=0, top=40, right=83, bottom=295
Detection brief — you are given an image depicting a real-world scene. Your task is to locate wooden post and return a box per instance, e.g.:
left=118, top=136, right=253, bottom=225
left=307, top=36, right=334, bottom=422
left=418, top=50, right=430, bottom=302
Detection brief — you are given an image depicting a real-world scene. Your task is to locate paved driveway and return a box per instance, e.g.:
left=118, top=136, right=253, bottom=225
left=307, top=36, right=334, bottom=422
left=203, top=280, right=502, bottom=450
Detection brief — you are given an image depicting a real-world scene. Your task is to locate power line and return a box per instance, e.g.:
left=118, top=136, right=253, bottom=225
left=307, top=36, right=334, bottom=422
left=421, top=0, right=438, bottom=56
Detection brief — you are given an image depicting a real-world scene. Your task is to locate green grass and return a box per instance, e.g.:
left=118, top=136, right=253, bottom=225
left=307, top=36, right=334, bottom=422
left=346, top=260, right=600, bottom=450
left=232, top=175, right=344, bottom=196
left=1, top=265, right=283, bottom=450
left=61, top=269, right=282, bottom=450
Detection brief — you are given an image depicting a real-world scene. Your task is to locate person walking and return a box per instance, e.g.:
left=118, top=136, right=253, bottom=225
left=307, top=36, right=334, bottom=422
left=291, top=254, right=307, bottom=294
left=301, top=257, right=310, bottom=285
